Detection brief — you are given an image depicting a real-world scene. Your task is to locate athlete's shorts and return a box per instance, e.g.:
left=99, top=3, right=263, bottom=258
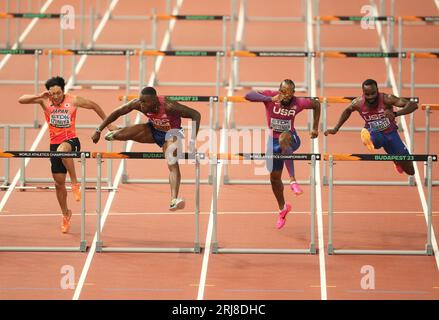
left=266, top=130, right=301, bottom=172
left=49, top=137, right=81, bottom=174
left=147, top=122, right=184, bottom=148
left=368, top=128, right=410, bottom=155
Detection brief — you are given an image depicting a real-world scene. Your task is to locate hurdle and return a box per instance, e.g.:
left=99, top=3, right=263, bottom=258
left=404, top=52, right=439, bottom=137
left=0, top=49, right=43, bottom=128
left=315, top=16, right=395, bottom=52
left=136, top=50, right=225, bottom=130
left=137, top=50, right=225, bottom=91
left=0, top=124, right=115, bottom=189
left=318, top=51, right=405, bottom=93
left=238, top=0, right=309, bottom=51
left=0, top=151, right=89, bottom=252
left=0, top=0, right=91, bottom=49
left=423, top=104, right=439, bottom=186
left=92, top=10, right=230, bottom=54
left=312, top=0, right=396, bottom=20
left=321, top=96, right=419, bottom=186
left=230, top=50, right=311, bottom=92
left=398, top=17, right=439, bottom=53
left=326, top=153, right=436, bottom=256
left=227, top=51, right=312, bottom=131
left=47, top=49, right=136, bottom=89
left=93, top=152, right=201, bottom=253
left=211, top=153, right=318, bottom=254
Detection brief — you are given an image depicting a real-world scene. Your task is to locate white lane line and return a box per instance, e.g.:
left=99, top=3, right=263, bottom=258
left=72, top=0, right=184, bottom=301
left=196, top=0, right=247, bottom=301
left=371, top=1, right=439, bottom=270
left=0, top=0, right=54, bottom=71
left=0, top=0, right=119, bottom=214
left=435, top=0, right=439, bottom=11
left=307, top=0, right=327, bottom=301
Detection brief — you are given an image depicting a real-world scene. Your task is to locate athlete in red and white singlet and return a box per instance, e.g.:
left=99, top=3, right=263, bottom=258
left=19, top=76, right=115, bottom=233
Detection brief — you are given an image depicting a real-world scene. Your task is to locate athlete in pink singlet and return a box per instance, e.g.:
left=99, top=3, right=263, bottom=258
left=245, top=79, right=321, bottom=229
left=92, top=87, right=201, bottom=211
left=19, top=76, right=116, bottom=233
left=325, top=78, right=418, bottom=175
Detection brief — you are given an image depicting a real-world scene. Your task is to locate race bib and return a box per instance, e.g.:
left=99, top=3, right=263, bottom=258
left=369, top=118, right=390, bottom=131
left=152, top=118, right=171, bottom=131
left=270, top=118, right=291, bottom=132
left=50, top=114, right=71, bottom=128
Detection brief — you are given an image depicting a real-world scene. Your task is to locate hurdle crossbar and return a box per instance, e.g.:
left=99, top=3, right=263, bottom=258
left=211, top=153, right=318, bottom=254
left=0, top=152, right=88, bottom=252
left=94, top=152, right=201, bottom=253
left=326, top=153, right=436, bottom=255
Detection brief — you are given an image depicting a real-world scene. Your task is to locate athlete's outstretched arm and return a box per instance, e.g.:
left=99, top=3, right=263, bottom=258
left=18, top=91, right=48, bottom=110
left=245, top=91, right=273, bottom=102
left=75, top=96, right=117, bottom=131
left=166, top=100, right=201, bottom=135
left=324, top=98, right=360, bottom=136
left=309, top=99, right=321, bottom=138
left=383, top=94, right=418, bottom=122
left=92, top=99, right=139, bottom=143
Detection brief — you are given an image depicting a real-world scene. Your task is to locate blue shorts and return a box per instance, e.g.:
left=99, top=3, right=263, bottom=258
left=266, top=130, right=301, bottom=172
left=147, top=122, right=184, bottom=148
left=369, top=129, right=410, bottom=155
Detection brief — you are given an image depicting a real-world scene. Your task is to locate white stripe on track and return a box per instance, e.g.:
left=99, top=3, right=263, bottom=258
left=196, top=0, right=247, bottom=301
left=72, top=0, right=185, bottom=300
left=0, top=0, right=54, bottom=71
left=307, top=0, right=327, bottom=301
left=372, top=1, right=439, bottom=270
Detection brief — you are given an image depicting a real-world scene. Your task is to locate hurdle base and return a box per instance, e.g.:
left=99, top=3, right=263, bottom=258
left=97, top=247, right=200, bottom=253
left=424, top=178, right=439, bottom=186
left=0, top=246, right=84, bottom=252
left=214, top=248, right=315, bottom=254
left=80, top=241, right=88, bottom=252
left=96, top=241, right=103, bottom=252
left=329, top=249, right=430, bottom=255
left=223, top=178, right=312, bottom=185
left=426, top=245, right=434, bottom=256
left=323, top=179, right=413, bottom=186
left=327, top=244, right=334, bottom=255
left=122, top=178, right=211, bottom=185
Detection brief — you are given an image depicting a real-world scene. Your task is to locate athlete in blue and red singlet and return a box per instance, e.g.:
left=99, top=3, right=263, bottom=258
left=324, top=78, right=418, bottom=175
left=245, top=79, right=321, bottom=229
left=92, top=87, right=201, bottom=211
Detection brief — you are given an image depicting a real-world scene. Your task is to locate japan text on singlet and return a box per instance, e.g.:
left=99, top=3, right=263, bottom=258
left=359, top=93, right=398, bottom=133
left=146, top=96, right=182, bottom=132
left=260, top=90, right=311, bottom=138
left=44, top=94, right=77, bottom=144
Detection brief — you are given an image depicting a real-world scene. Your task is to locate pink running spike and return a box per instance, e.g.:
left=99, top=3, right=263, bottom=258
left=276, top=203, right=292, bottom=229
left=290, top=182, right=303, bottom=195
